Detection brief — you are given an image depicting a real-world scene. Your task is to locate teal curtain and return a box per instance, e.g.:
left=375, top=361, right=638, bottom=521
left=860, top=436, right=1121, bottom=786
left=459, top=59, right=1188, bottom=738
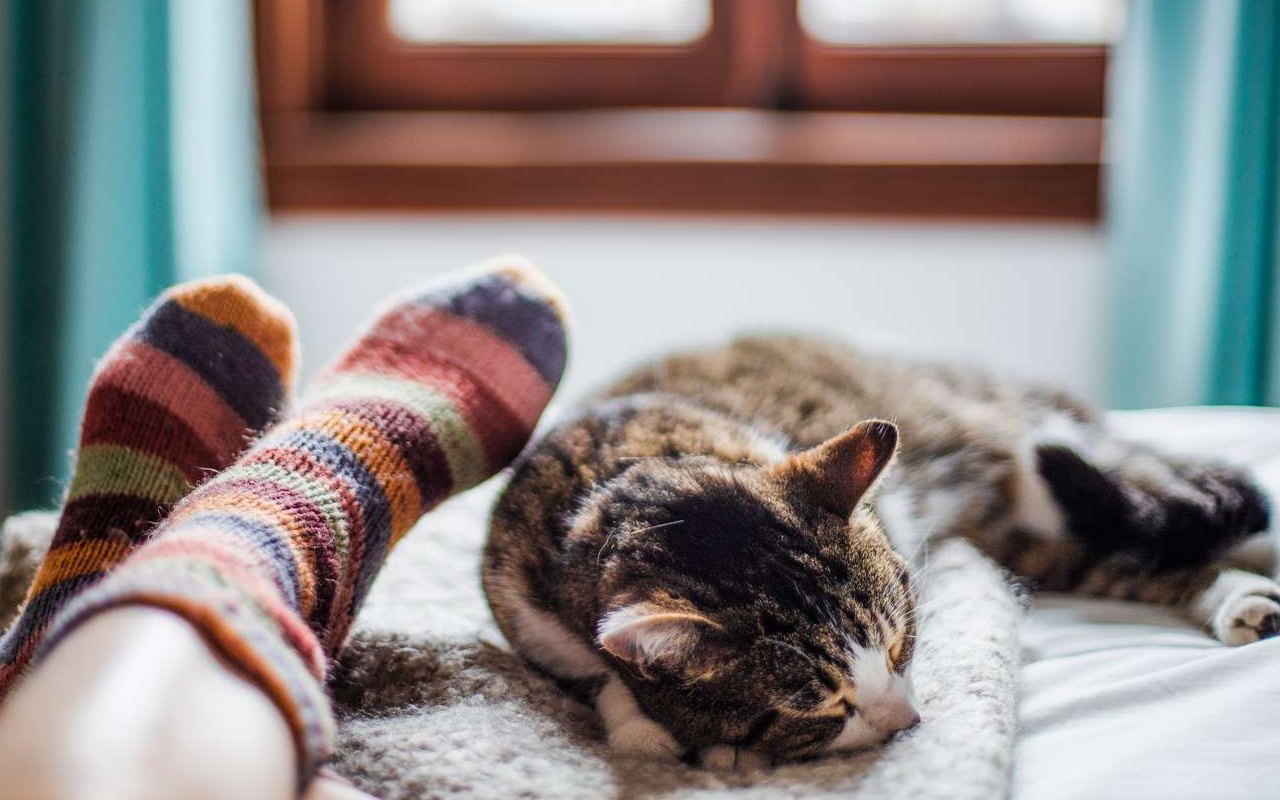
left=3, top=0, right=261, bottom=513
left=1107, top=0, right=1280, bottom=408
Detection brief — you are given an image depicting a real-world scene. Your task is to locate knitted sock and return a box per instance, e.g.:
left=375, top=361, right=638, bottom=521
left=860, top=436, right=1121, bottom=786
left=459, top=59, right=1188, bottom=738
left=35, top=257, right=568, bottom=784
left=0, top=276, right=297, bottom=698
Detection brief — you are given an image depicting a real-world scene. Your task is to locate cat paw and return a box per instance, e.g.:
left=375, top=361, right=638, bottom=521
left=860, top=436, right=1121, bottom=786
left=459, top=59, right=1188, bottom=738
left=698, top=745, right=771, bottom=772
left=607, top=716, right=684, bottom=762
left=1216, top=594, right=1280, bottom=646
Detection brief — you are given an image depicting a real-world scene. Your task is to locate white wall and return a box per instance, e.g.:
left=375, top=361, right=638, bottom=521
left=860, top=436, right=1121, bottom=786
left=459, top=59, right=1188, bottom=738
left=264, top=214, right=1107, bottom=408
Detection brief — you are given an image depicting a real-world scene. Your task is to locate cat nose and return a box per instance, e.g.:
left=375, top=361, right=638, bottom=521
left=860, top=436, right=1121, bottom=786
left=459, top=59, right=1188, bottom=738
left=853, top=665, right=919, bottom=737
left=861, top=696, right=920, bottom=735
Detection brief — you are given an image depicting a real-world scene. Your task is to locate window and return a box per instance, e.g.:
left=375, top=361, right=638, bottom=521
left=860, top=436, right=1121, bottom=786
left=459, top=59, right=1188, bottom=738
left=791, top=0, right=1119, bottom=116
left=321, top=1, right=733, bottom=110
left=799, top=0, right=1124, bottom=45
left=255, top=0, right=1117, bottom=217
left=388, top=0, right=711, bottom=45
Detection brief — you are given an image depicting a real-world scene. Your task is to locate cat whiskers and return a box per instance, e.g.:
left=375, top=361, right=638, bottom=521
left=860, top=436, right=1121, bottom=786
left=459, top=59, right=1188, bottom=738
left=762, top=632, right=844, bottom=706
left=900, top=524, right=932, bottom=567
left=909, top=596, right=950, bottom=619
left=597, top=519, right=686, bottom=566
left=765, top=637, right=840, bottom=708
left=903, top=532, right=942, bottom=603
left=885, top=593, right=913, bottom=621
left=781, top=683, right=820, bottom=709
left=760, top=636, right=823, bottom=674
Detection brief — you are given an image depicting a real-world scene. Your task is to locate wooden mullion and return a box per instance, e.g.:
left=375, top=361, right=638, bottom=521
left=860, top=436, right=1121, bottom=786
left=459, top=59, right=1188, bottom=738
left=253, top=0, right=325, bottom=114
left=719, top=0, right=801, bottom=108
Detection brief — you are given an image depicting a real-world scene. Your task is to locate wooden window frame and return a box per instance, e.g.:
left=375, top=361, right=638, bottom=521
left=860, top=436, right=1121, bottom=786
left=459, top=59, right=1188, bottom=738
left=255, top=0, right=1104, bottom=218
left=795, top=46, right=1106, bottom=116
left=325, top=0, right=743, bottom=110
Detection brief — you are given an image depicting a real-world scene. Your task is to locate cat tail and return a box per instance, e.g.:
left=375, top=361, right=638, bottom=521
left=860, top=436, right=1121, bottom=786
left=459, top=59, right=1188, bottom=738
left=1033, top=443, right=1269, bottom=571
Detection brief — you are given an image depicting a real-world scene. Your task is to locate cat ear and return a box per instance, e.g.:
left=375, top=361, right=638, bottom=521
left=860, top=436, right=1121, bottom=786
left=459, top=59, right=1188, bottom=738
left=774, top=419, right=899, bottom=517
left=597, top=603, right=720, bottom=676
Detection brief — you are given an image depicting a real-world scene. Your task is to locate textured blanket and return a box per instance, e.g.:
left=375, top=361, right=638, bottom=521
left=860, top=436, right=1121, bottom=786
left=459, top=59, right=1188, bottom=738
left=0, top=480, right=1023, bottom=799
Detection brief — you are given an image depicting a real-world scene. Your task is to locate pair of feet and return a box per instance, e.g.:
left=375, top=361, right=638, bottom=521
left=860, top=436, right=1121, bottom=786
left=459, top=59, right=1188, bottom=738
left=0, top=257, right=569, bottom=785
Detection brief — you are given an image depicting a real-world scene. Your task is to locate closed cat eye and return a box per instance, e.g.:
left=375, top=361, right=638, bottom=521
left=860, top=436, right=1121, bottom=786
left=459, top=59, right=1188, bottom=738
left=736, top=703, right=843, bottom=756
left=776, top=715, right=848, bottom=759
left=815, top=677, right=856, bottom=715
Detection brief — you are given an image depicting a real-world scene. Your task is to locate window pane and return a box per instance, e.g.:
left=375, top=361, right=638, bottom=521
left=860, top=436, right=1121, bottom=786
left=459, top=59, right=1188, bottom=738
left=800, top=0, right=1126, bottom=45
left=389, top=0, right=711, bottom=45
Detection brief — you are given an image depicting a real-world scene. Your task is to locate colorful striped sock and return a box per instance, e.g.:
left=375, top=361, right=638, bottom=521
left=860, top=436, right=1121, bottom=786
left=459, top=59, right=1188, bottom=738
left=34, top=257, right=569, bottom=784
left=0, top=276, right=297, bottom=698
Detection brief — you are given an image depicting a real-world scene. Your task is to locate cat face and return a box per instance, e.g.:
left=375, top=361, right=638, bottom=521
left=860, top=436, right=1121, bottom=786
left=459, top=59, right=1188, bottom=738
left=582, top=421, right=921, bottom=761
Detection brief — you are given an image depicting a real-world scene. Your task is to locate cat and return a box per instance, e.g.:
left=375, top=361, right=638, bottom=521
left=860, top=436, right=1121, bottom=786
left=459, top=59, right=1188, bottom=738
left=482, top=334, right=1276, bottom=769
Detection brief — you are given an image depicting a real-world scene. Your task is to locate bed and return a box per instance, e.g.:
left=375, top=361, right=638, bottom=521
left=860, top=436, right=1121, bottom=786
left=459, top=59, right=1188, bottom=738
left=1015, top=408, right=1280, bottom=800
left=2, top=407, right=1277, bottom=799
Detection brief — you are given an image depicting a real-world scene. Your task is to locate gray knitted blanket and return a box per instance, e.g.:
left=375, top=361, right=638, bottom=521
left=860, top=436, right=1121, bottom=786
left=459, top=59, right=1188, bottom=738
left=1, top=481, right=1022, bottom=799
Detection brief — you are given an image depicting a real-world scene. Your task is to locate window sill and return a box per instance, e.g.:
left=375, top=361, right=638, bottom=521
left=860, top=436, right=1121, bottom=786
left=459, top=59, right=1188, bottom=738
left=261, top=109, right=1102, bottom=219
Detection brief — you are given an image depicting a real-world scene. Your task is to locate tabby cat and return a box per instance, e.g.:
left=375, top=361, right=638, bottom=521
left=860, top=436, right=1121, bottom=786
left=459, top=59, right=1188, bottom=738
left=483, top=335, right=1276, bottom=769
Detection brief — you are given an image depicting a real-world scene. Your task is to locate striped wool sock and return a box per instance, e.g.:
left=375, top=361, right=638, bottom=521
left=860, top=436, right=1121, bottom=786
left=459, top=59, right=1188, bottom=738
left=34, top=257, right=569, bottom=783
left=0, top=276, right=297, bottom=698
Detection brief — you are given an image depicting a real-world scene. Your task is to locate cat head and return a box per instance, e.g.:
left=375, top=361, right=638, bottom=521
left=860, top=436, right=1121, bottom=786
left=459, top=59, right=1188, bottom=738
left=579, top=420, right=920, bottom=762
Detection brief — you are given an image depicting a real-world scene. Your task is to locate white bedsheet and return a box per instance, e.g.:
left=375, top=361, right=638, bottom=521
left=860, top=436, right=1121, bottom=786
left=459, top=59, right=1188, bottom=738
left=1013, top=408, right=1280, bottom=800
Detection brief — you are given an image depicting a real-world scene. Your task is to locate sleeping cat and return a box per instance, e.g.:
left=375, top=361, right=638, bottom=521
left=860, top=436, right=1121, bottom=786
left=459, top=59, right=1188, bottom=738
left=482, top=335, right=1277, bottom=768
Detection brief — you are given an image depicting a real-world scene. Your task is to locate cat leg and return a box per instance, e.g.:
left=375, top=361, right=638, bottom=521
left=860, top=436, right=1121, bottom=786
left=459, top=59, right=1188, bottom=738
left=597, top=674, right=683, bottom=762
left=1189, top=568, right=1280, bottom=646
left=488, top=576, right=687, bottom=759
left=698, top=745, right=771, bottom=771
left=1068, top=557, right=1280, bottom=646
left=498, top=590, right=609, bottom=682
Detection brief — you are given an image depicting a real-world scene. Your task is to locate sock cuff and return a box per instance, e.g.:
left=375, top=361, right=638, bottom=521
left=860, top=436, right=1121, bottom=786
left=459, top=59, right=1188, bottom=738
left=35, top=551, right=336, bottom=787
left=0, top=275, right=303, bottom=705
